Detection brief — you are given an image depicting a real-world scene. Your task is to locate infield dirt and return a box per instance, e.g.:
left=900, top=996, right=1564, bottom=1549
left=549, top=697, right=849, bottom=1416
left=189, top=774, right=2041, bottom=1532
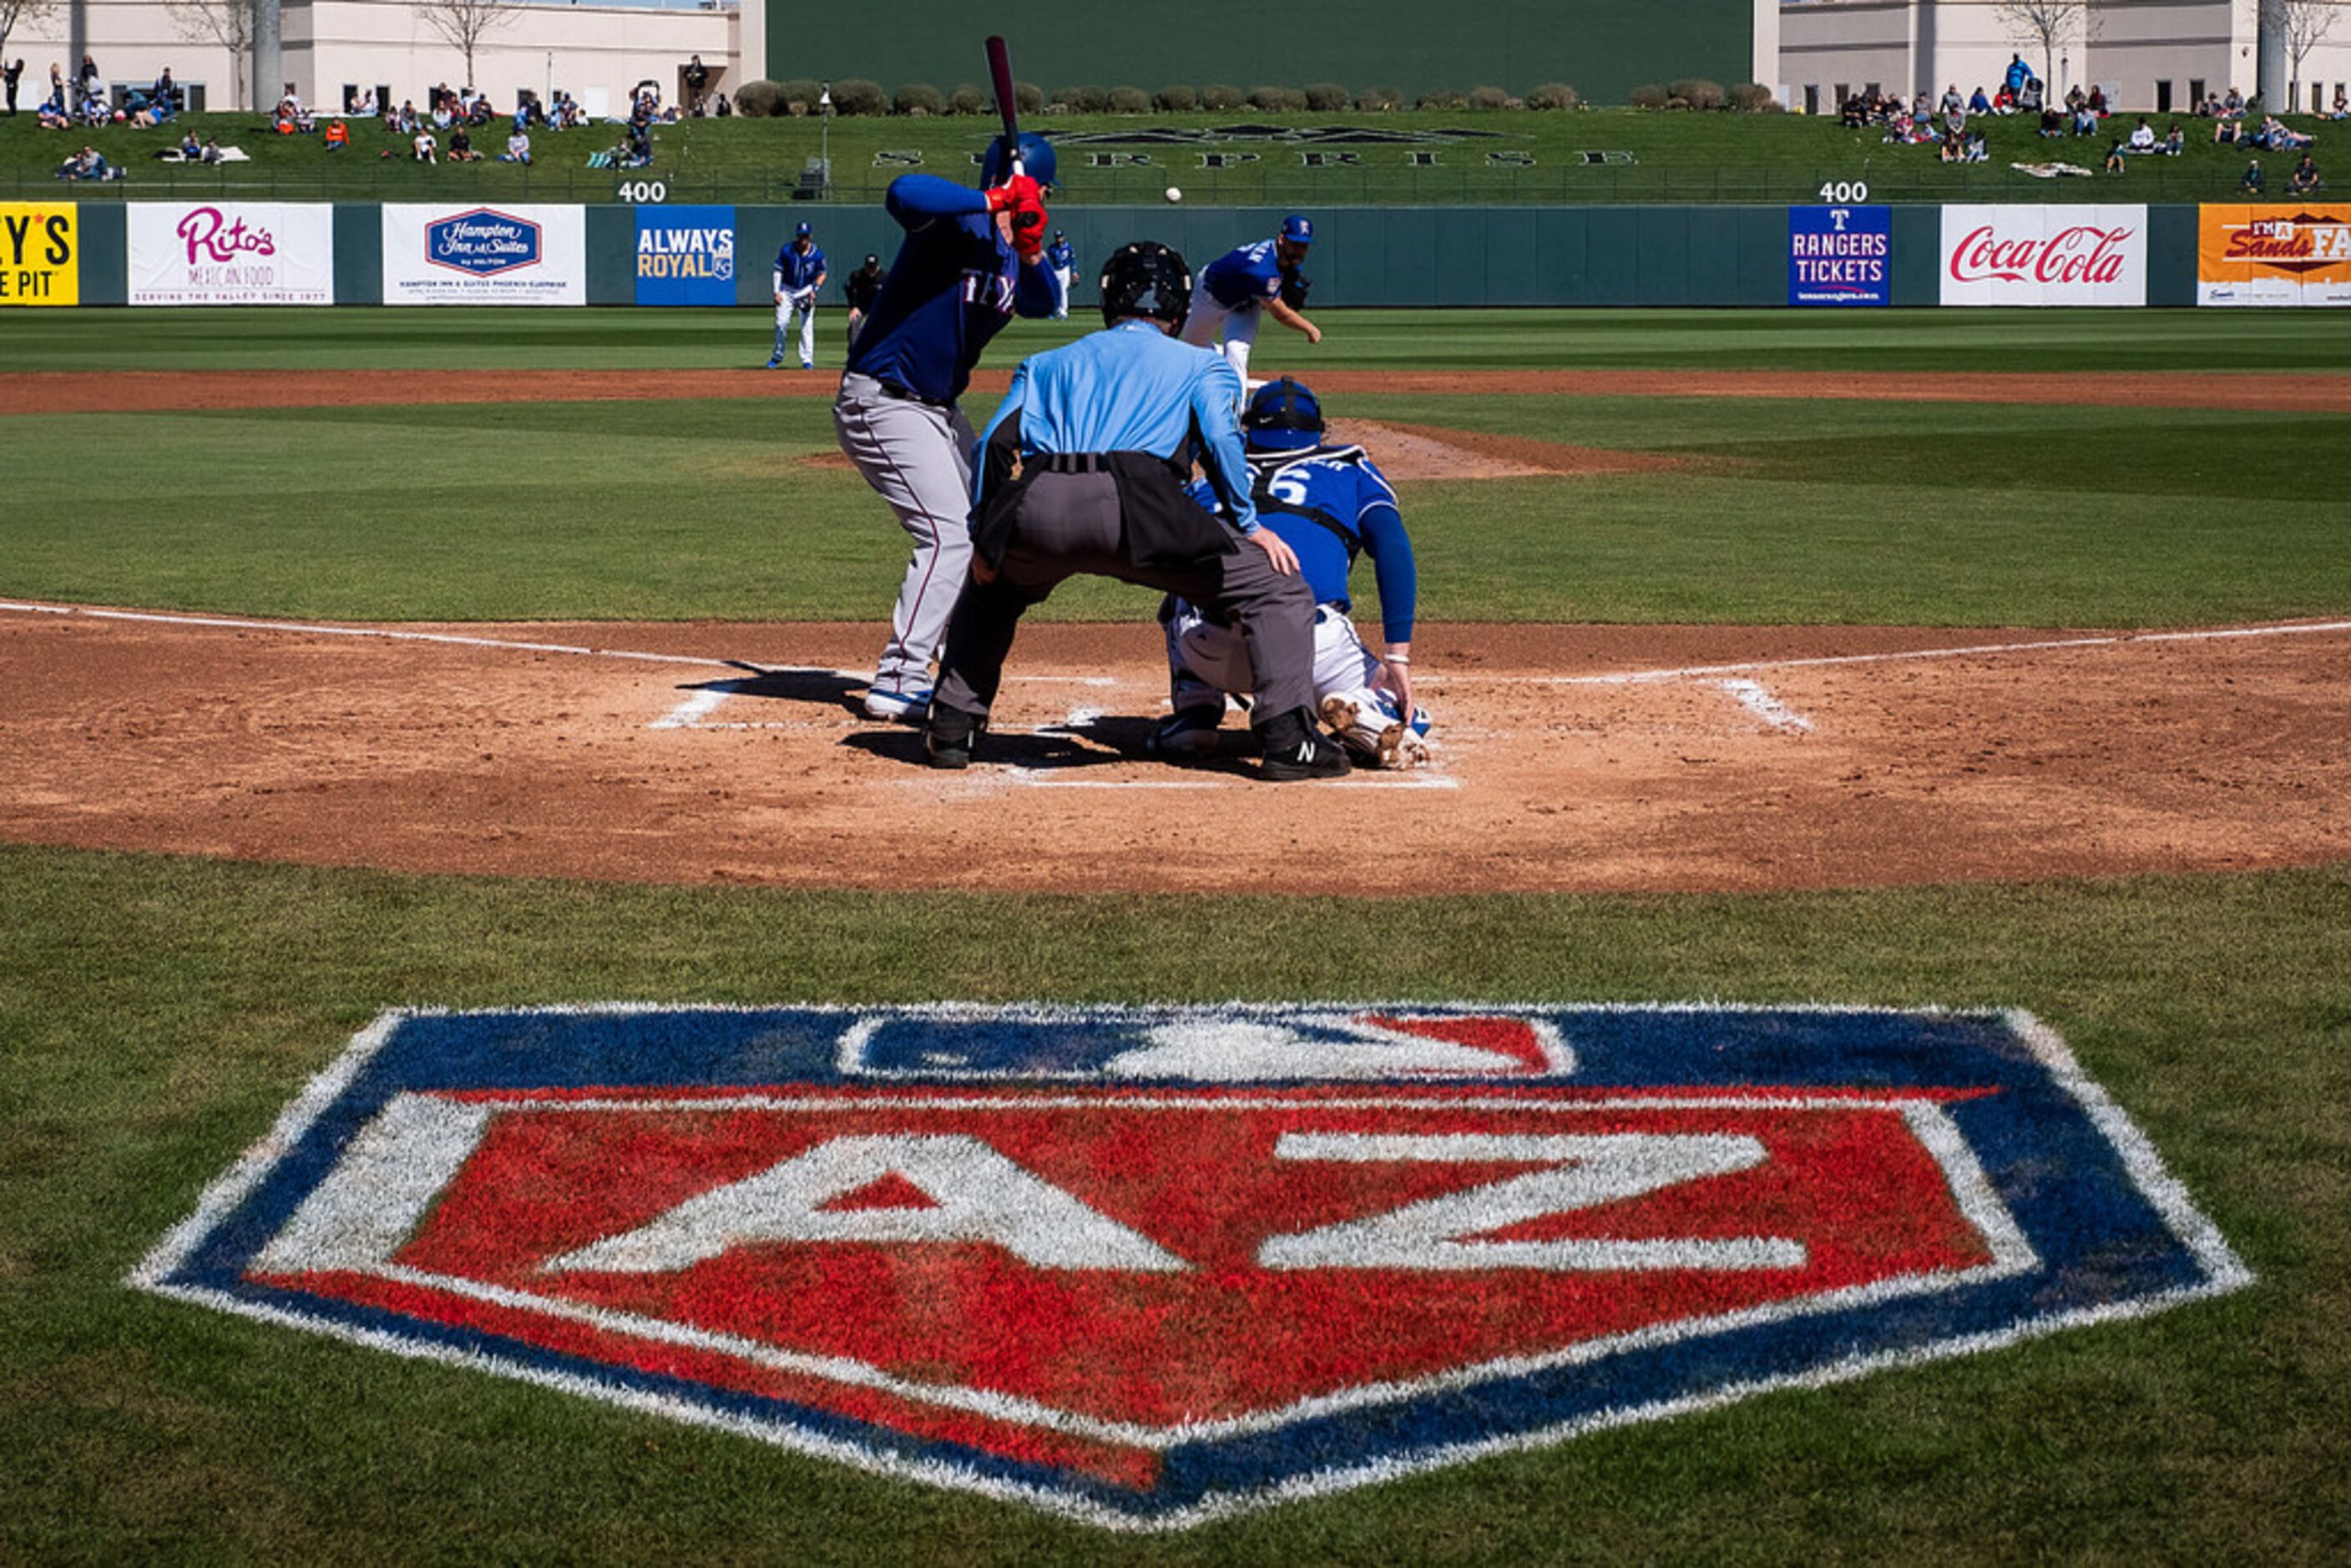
left=5, top=608, right=2345, bottom=896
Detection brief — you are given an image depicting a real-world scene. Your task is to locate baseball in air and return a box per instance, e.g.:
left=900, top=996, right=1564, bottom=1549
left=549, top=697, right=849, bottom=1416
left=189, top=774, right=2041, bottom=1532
left=1164, top=186, right=1183, bottom=204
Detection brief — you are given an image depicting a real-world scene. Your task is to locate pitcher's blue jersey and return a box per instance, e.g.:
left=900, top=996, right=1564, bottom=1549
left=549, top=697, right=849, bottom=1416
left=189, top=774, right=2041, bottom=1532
left=774, top=242, right=826, bottom=291
left=844, top=175, right=1062, bottom=405
left=1189, top=445, right=1414, bottom=640
left=1200, top=240, right=1285, bottom=311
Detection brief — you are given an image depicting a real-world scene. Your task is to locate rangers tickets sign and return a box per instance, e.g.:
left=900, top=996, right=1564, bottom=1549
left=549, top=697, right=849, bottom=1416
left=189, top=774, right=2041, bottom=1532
left=2197, top=204, right=2351, bottom=306
left=381, top=205, right=584, bottom=305
left=1940, top=205, right=2147, bottom=306
left=129, top=203, right=332, bottom=306
left=131, top=1004, right=2247, bottom=1530
left=1788, top=205, right=1891, bottom=306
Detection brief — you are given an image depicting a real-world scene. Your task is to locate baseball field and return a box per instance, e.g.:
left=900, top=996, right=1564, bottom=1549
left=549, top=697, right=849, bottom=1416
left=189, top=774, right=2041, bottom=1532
left=4, top=304, right=2348, bottom=1558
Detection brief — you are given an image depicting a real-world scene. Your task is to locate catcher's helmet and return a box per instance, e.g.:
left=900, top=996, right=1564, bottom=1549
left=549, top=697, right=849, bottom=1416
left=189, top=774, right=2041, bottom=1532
left=980, top=130, right=1058, bottom=190
left=1242, top=377, right=1325, bottom=451
left=1099, top=240, right=1191, bottom=330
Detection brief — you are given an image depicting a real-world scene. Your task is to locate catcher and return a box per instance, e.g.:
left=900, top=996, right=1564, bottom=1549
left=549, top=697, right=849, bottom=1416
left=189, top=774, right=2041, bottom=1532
left=1151, top=377, right=1432, bottom=767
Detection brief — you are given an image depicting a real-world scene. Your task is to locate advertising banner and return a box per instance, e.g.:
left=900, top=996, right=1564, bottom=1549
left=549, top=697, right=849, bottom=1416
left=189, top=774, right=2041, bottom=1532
left=635, top=205, right=736, bottom=306
left=2197, top=204, right=2351, bottom=306
left=1788, top=205, right=1891, bottom=306
left=129, top=203, right=333, bottom=306
left=1939, top=205, right=2146, bottom=306
left=381, top=205, right=584, bottom=305
left=0, top=201, right=79, bottom=306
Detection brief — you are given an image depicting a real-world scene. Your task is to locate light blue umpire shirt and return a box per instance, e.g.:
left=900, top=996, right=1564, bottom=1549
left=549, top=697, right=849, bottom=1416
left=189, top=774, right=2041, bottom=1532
left=973, top=319, right=1261, bottom=534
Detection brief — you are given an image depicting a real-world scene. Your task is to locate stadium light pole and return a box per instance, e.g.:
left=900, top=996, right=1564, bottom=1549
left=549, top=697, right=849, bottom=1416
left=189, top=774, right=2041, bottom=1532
left=820, top=81, right=832, bottom=195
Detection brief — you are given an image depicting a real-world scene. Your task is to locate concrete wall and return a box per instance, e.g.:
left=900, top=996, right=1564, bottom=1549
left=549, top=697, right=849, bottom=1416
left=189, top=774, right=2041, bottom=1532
left=1776, top=0, right=2351, bottom=114
left=7, top=0, right=741, bottom=116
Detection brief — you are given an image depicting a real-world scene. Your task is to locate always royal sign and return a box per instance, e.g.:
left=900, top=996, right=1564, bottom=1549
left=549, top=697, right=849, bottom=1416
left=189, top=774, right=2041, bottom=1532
left=382, top=205, right=584, bottom=305
left=1940, top=204, right=2147, bottom=306
left=129, top=203, right=332, bottom=306
left=634, top=204, right=736, bottom=306
left=130, top=1003, right=2248, bottom=1530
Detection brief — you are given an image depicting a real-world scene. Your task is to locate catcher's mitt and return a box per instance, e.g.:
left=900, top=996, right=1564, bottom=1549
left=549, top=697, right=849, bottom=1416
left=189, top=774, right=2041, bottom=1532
left=1279, top=272, right=1312, bottom=310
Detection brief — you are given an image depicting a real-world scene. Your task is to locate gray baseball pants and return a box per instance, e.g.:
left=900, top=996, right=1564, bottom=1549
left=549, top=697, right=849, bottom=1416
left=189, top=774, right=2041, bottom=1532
left=832, top=372, right=977, bottom=695
left=933, top=470, right=1317, bottom=722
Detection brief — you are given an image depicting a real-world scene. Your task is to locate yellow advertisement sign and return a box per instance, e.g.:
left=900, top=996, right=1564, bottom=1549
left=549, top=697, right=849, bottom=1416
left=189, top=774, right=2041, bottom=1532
left=0, top=201, right=79, bottom=306
left=2197, top=203, right=2351, bottom=306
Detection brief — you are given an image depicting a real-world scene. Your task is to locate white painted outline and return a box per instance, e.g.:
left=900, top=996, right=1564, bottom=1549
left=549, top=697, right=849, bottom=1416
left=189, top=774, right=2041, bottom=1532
left=124, top=1001, right=2252, bottom=1533
left=1720, top=678, right=1814, bottom=732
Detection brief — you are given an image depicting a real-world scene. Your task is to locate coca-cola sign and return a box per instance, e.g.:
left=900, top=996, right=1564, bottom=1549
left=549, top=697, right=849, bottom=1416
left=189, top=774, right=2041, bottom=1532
left=1940, top=205, right=2146, bottom=306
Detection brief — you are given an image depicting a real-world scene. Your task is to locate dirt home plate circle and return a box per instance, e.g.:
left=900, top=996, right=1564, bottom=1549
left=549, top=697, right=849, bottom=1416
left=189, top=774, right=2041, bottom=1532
left=131, top=1003, right=2249, bottom=1530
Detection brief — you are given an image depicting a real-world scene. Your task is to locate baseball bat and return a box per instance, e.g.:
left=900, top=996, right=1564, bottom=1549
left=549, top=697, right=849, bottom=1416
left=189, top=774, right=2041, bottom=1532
left=984, top=34, right=1020, bottom=183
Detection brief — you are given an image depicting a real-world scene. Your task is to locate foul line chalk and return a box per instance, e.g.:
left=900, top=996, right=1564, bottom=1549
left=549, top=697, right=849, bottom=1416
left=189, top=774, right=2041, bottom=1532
left=1482, top=619, right=2351, bottom=688
left=1720, top=679, right=1813, bottom=732
left=1001, top=770, right=1459, bottom=791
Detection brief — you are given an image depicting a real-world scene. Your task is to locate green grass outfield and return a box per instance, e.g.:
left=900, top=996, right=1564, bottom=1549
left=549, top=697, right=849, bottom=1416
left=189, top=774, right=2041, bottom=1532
left=3, top=102, right=2330, bottom=205
left=3, top=306, right=2349, bottom=1559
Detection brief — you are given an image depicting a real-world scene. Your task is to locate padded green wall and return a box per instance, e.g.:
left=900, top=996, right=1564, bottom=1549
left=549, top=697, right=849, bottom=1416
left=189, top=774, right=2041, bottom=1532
left=760, top=1, right=1755, bottom=104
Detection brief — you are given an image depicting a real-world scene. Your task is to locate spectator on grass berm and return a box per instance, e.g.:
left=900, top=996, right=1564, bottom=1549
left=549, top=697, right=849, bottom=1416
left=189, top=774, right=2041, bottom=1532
left=200, top=136, right=220, bottom=164
left=2039, top=104, right=2065, bottom=138
left=3, top=59, right=22, bottom=116
left=2242, top=157, right=2265, bottom=193
left=2088, top=84, right=2108, bottom=117
left=36, top=100, right=70, bottom=130
left=1964, top=129, right=1988, bottom=163
left=2017, top=76, right=2044, bottom=113
left=2127, top=117, right=2155, bottom=154
left=57, top=144, right=109, bottom=180
left=179, top=127, right=201, bottom=159
left=78, top=53, right=98, bottom=94
left=412, top=127, right=437, bottom=163
left=2215, top=114, right=2243, bottom=146
left=1970, top=86, right=1992, bottom=117
left=1939, top=129, right=1963, bottom=164
left=2333, top=86, right=2348, bottom=121
left=685, top=53, right=710, bottom=114
left=2065, top=84, right=2086, bottom=114
left=2161, top=121, right=2184, bottom=155
left=446, top=123, right=478, bottom=161
left=2072, top=101, right=2098, bottom=137
left=2290, top=154, right=2325, bottom=194
left=501, top=129, right=531, bottom=164
left=715, top=92, right=732, bottom=118
left=2005, top=53, right=2032, bottom=96
left=1941, top=83, right=1964, bottom=118
left=2225, top=86, right=2245, bottom=117
left=2259, top=116, right=2313, bottom=151
left=325, top=118, right=350, bottom=151
left=2103, top=139, right=2126, bottom=175
left=350, top=86, right=377, bottom=116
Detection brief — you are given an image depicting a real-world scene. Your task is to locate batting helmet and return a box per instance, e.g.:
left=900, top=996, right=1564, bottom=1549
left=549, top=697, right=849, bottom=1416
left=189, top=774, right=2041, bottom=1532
left=1099, top=240, right=1191, bottom=330
left=980, top=130, right=1059, bottom=190
left=1241, top=377, right=1325, bottom=451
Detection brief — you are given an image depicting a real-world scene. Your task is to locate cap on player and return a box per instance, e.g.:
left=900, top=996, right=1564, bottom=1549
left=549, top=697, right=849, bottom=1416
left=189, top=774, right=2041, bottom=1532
left=863, top=253, right=878, bottom=266
left=796, top=221, right=812, bottom=237
left=1280, top=214, right=1314, bottom=245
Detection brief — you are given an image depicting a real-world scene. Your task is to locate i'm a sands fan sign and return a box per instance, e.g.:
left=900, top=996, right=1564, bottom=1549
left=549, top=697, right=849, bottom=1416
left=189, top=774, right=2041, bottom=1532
left=132, top=1004, right=2248, bottom=1530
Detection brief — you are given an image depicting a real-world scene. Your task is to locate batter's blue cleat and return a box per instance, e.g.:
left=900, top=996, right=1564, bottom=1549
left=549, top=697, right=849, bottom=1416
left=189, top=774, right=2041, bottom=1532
left=863, top=685, right=932, bottom=723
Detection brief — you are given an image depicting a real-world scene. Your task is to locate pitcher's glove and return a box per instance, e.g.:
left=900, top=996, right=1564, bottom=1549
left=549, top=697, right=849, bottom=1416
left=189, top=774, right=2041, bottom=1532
left=1279, top=272, right=1312, bottom=310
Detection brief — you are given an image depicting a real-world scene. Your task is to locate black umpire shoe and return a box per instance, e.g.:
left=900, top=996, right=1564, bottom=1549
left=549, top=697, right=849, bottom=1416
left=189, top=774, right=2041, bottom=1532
left=924, top=704, right=982, bottom=770
left=1256, top=707, right=1352, bottom=781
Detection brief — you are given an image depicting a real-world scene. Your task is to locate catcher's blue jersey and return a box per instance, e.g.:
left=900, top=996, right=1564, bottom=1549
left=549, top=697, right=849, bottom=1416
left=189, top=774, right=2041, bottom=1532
left=1190, top=446, right=1416, bottom=641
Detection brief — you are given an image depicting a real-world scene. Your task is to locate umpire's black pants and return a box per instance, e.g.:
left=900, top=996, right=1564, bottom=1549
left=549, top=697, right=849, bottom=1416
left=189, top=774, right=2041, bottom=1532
left=934, top=471, right=1317, bottom=723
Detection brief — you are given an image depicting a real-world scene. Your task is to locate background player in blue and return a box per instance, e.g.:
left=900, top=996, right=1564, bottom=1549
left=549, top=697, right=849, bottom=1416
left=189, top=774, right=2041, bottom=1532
left=769, top=221, right=827, bottom=370
left=1180, top=213, right=1322, bottom=382
left=1155, top=377, right=1432, bottom=767
left=1044, top=230, right=1076, bottom=319
left=831, top=134, right=1060, bottom=721
left=923, top=241, right=1347, bottom=781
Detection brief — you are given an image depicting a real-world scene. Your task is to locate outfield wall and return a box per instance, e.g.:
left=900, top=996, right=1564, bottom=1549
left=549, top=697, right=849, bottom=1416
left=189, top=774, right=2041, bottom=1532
left=5, top=200, right=2345, bottom=309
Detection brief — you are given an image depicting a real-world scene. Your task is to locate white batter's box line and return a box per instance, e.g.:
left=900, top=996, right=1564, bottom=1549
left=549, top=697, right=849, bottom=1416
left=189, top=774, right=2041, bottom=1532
left=1461, top=619, right=2351, bottom=688
left=1719, top=679, right=1813, bottom=732
left=1000, top=769, right=1460, bottom=791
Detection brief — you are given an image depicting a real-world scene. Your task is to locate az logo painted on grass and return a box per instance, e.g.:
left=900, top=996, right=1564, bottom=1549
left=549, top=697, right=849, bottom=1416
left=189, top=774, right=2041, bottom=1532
left=132, top=1004, right=2249, bottom=1530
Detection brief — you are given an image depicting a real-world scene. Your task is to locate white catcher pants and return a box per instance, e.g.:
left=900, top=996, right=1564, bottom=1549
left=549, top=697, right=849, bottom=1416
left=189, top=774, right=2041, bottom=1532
left=774, top=289, right=817, bottom=366
left=833, top=372, right=977, bottom=694
left=1165, top=599, right=1432, bottom=763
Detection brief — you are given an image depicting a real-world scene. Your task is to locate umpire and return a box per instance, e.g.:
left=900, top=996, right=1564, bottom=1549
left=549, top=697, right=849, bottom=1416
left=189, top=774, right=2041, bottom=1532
left=924, top=241, right=1349, bottom=781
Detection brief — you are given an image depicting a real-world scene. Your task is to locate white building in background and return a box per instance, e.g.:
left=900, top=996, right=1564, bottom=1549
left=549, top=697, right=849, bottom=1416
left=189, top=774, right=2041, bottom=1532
left=8, top=0, right=758, bottom=116
left=1776, top=1, right=2351, bottom=117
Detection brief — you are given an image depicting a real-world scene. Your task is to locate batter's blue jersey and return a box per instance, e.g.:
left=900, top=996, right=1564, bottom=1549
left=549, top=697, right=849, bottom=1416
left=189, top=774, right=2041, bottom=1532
left=843, top=175, right=1062, bottom=405
left=773, top=242, right=826, bottom=291
left=1200, top=239, right=1286, bottom=311
left=1188, top=444, right=1414, bottom=640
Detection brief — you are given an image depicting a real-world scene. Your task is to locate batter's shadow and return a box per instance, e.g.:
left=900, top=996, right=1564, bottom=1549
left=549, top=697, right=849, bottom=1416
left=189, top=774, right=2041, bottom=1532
left=675, top=665, right=865, bottom=714
left=844, top=713, right=1256, bottom=774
